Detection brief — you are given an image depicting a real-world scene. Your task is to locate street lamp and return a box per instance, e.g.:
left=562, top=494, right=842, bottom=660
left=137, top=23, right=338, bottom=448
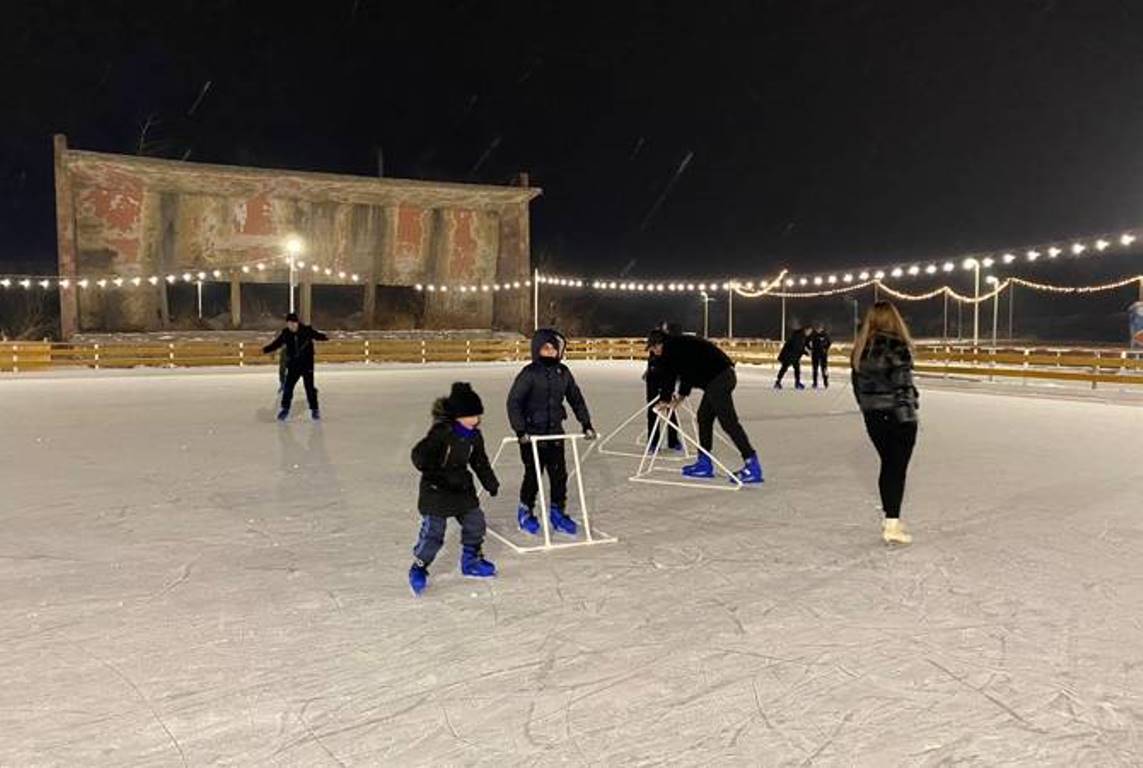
left=699, top=290, right=714, bottom=337
left=985, top=275, right=999, bottom=349
left=963, top=257, right=981, bottom=347
left=285, top=236, right=304, bottom=313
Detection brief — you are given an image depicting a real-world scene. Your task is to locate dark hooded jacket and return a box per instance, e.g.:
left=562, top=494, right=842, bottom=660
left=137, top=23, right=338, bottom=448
left=411, top=398, right=499, bottom=516
left=778, top=330, right=811, bottom=365
left=809, top=329, right=832, bottom=359
left=507, top=329, right=592, bottom=436
left=851, top=332, right=920, bottom=422
left=654, top=333, right=734, bottom=398
left=263, top=324, right=328, bottom=370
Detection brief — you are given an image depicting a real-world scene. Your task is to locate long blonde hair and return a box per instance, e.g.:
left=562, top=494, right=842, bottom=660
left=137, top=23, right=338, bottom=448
left=852, top=301, right=913, bottom=367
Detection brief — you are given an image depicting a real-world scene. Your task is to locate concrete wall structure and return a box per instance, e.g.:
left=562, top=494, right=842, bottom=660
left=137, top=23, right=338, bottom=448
left=53, top=136, right=539, bottom=337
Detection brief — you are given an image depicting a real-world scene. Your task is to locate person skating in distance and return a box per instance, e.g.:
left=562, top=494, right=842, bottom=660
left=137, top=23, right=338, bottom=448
left=645, top=329, right=763, bottom=484
left=851, top=301, right=919, bottom=545
left=507, top=329, right=596, bottom=537
left=774, top=326, right=812, bottom=390
left=262, top=312, right=328, bottom=421
left=810, top=324, right=832, bottom=389
left=408, top=382, right=499, bottom=595
left=644, top=321, right=683, bottom=452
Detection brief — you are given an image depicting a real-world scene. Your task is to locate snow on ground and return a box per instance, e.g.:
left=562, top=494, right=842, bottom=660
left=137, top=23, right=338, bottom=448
left=1, top=362, right=1141, bottom=766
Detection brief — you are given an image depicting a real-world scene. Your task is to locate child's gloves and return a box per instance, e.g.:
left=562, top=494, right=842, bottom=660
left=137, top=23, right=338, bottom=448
left=583, top=428, right=598, bottom=441
left=517, top=433, right=531, bottom=445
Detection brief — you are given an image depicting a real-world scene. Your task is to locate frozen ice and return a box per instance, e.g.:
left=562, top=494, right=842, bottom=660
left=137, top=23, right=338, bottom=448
left=1, top=362, right=1141, bottom=765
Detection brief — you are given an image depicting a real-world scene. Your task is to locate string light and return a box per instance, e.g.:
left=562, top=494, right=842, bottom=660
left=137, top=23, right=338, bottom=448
left=890, top=268, right=903, bottom=278
left=1121, top=234, right=1137, bottom=246
left=1072, top=243, right=1086, bottom=255
left=1003, top=253, right=1016, bottom=264
left=1027, top=250, right=1040, bottom=262
left=1048, top=247, right=1061, bottom=258
left=925, top=265, right=937, bottom=275
left=1096, top=239, right=1110, bottom=251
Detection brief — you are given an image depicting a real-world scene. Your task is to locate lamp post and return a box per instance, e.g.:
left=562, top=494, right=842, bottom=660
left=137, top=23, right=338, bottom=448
left=727, top=282, right=734, bottom=339
left=985, top=275, right=999, bottom=349
left=699, top=290, right=713, bottom=337
left=285, top=236, right=304, bottom=314
left=963, top=257, right=985, bottom=348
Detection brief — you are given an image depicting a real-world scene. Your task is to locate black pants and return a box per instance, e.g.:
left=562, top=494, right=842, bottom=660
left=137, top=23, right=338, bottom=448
left=812, top=354, right=829, bottom=387
left=776, top=360, right=802, bottom=386
left=862, top=411, right=918, bottom=519
left=519, top=440, right=568, bottom=509
left=281, top=366, right=318, bottom=411
left=696, top=368, right=755, bottom=460
left=646, top=386, right=682, bottom=449
left=412, top=509, right=486, bottom=566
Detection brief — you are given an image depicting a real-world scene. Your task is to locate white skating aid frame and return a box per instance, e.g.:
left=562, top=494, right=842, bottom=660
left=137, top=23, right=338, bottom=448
left=629, top=404, right=745, bottom=492
left=482, top=434, right=618, bottom=554
left=594, top=398, right=692, bottom=461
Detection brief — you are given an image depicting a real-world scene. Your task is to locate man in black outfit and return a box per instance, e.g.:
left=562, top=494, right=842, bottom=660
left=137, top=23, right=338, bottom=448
left=263, top=312, right=328, bottom=421
left=810, top=324, right=832, bottom=389
left=645, top=329, right=762, bottom=484
left=774, top=327, right=811, bottom=390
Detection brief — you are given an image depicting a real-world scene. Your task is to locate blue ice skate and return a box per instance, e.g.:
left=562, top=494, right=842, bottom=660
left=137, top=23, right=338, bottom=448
left=460, top=548, right=496, bottom=578
left=409, top=564, right=428, bottom=595
left=549, top=505, right=577, bottom=536
left=517, top=504, right=541, bottom=536
left=681, top=453, right=715, bottom=479
left=731, top=454, right=764, bottom=485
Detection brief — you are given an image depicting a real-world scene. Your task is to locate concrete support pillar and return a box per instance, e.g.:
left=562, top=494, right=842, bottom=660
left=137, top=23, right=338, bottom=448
left=53, top=135, right=79, bottom=339
left=230, top=277, right=242, bottom=328
left=493, top=204, right=530, bottom=332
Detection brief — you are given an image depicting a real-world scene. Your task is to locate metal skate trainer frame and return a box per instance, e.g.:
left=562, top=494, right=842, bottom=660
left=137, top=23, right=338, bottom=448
left=595, top=398, right=693, bottom=461
left=628, top=403, right=745, bottom=492
left=483, top=434, right=618, bottom=554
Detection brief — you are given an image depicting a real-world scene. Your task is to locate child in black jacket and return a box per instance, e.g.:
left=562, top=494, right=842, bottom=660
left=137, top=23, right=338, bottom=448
left=408, top=382, right=499, bottom=595
left=506, top=329, right=596, bottom=537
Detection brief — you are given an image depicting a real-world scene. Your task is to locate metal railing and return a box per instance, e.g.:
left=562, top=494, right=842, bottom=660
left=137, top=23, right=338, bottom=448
left=3, top=338, right=1141, bottom=387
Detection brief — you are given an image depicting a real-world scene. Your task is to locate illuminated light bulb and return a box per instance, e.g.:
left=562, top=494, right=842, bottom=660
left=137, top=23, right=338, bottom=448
left=39, top=279, right=51, bottom=289
left=985, top=275, right=999, bottom=286
left=1048, top=247, right=1061, bottom=257
left=785, top=278, right=795, bottom=287
left=843, top=274, right=854, bottom=283
left=1027, top=250, right=1040, bottom=261
left=697, top=283, right=706, bottom=291
left=874, top=270, right=885, bottom=279
left=338, top=271, right=346, bottom=279
left=524, top=280, right=532, bottom=287
left=309, top=265, right=319, bottom=274
left=427, top=284, right=436, bottom=292
left=814, top=277, right=824, bottom=285
left=324, top=268, right=333, bottom=276
left=351, top=274, right=360, bottom=282
left=197, top=271, right=207, bottom=280
left=494, top=284, right=502, bottom=291
left=78, top=279, right=89, bottom=289
left=891, top=268, right=904, bottom=278
left=619, top=282, right=628, bottom=291
left=981, top=257, right=994, bottom=268
left=440, top=285, right=449, bottom=292
left=242, top=265, right=251, bottom=273
left=828, top=275, right=837, bottom=284
left=96, top=279, right=107, bottom=288
left=1002, top=253, right=1016, bottom=264
left=925, top=265, right=937, bottom=275
left=686, top=283, right=694, bottom=291
left=1072, top=243, right=1086, bottom=255
left=19, top=279, right=32, bottom=289
left=656, top=283, right=664, bottom=291
left=415, top=284, right=423, bottom=291
left=212, top=269, right=222, bottom=278
left=296, top=260, right=306, bottom=268
left=745, top=281, right=754, bottom=290
left=483, top=285, right=491, bottom=292
left=962, top=258, right=978, bottom=270
left=859, top=271, right=870, bottom=280
left=721, top=282, right=730, bottom=290
left=609, top=282, right=617, bottom=289
left=907, top=265, right=920, bottom=276
left=0, top=279, right=9, bottom=288
left=1120, top=233, right=1136, bottom=246
left=943, top=262, right=955, bottom=272
left=60, top=279, right=71, bottom=288
left=799, top=278, right=808, bottom=286
left=460, top=286, right=468, bottom=293
left=131, top=277, right=142, bottom=286
left=181, top=272, right=192, bottom=282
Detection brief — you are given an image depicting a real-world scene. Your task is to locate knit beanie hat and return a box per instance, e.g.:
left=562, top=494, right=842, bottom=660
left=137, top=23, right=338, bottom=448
left=445, top=382, right=483, bottom=418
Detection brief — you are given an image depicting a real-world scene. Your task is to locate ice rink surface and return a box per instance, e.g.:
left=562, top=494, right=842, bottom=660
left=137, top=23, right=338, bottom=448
left=2, top=361, right=1142, bottom=766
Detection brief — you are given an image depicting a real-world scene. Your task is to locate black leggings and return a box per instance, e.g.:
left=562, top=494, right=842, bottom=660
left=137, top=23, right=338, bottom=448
left=281, top=366, right=318, bottom=411
left=776, top=360, right=801, bottom=386
left=519, top=440, right=568, bottom=509
left=862, top=411, right=917, bottom=519
left=812, top=355, right=829, bottom=387
left=696, top=368, right=755, bottom=460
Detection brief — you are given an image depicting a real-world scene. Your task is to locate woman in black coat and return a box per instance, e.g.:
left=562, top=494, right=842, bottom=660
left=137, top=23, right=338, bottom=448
left=852, top=301, right=919, bottom=544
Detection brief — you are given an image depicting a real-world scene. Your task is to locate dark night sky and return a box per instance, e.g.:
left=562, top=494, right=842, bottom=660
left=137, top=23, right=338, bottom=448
left=3, top=0, right=1143, bottom=282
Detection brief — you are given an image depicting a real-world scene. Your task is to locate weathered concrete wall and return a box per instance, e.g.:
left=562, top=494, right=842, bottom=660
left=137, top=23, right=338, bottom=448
left=54, top=137, right=539, bottom=335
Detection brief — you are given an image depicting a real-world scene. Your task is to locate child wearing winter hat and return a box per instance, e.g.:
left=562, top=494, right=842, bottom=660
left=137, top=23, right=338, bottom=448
left=408, top=382, right=500, bottom=595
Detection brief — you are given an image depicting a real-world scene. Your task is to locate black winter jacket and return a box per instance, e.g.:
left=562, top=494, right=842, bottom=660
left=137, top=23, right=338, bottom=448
left=778, top=331, right=811, bottom=365
left=851, top=332, right=920, bottom=422
left=809, top=330, right=832, bottom=358
left=411, top=399, right=499, bottom=516
left=507, top=329, right=592, bottom=436
left=644, top=354, right=676, bottom=401
left=263, top=325, right=328, bottom=370
left=655, top=334, right=733, bottom=398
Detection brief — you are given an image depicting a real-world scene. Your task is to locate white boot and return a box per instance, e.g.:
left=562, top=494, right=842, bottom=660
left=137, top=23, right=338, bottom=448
left=882, top=518, right=912, bottom=545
